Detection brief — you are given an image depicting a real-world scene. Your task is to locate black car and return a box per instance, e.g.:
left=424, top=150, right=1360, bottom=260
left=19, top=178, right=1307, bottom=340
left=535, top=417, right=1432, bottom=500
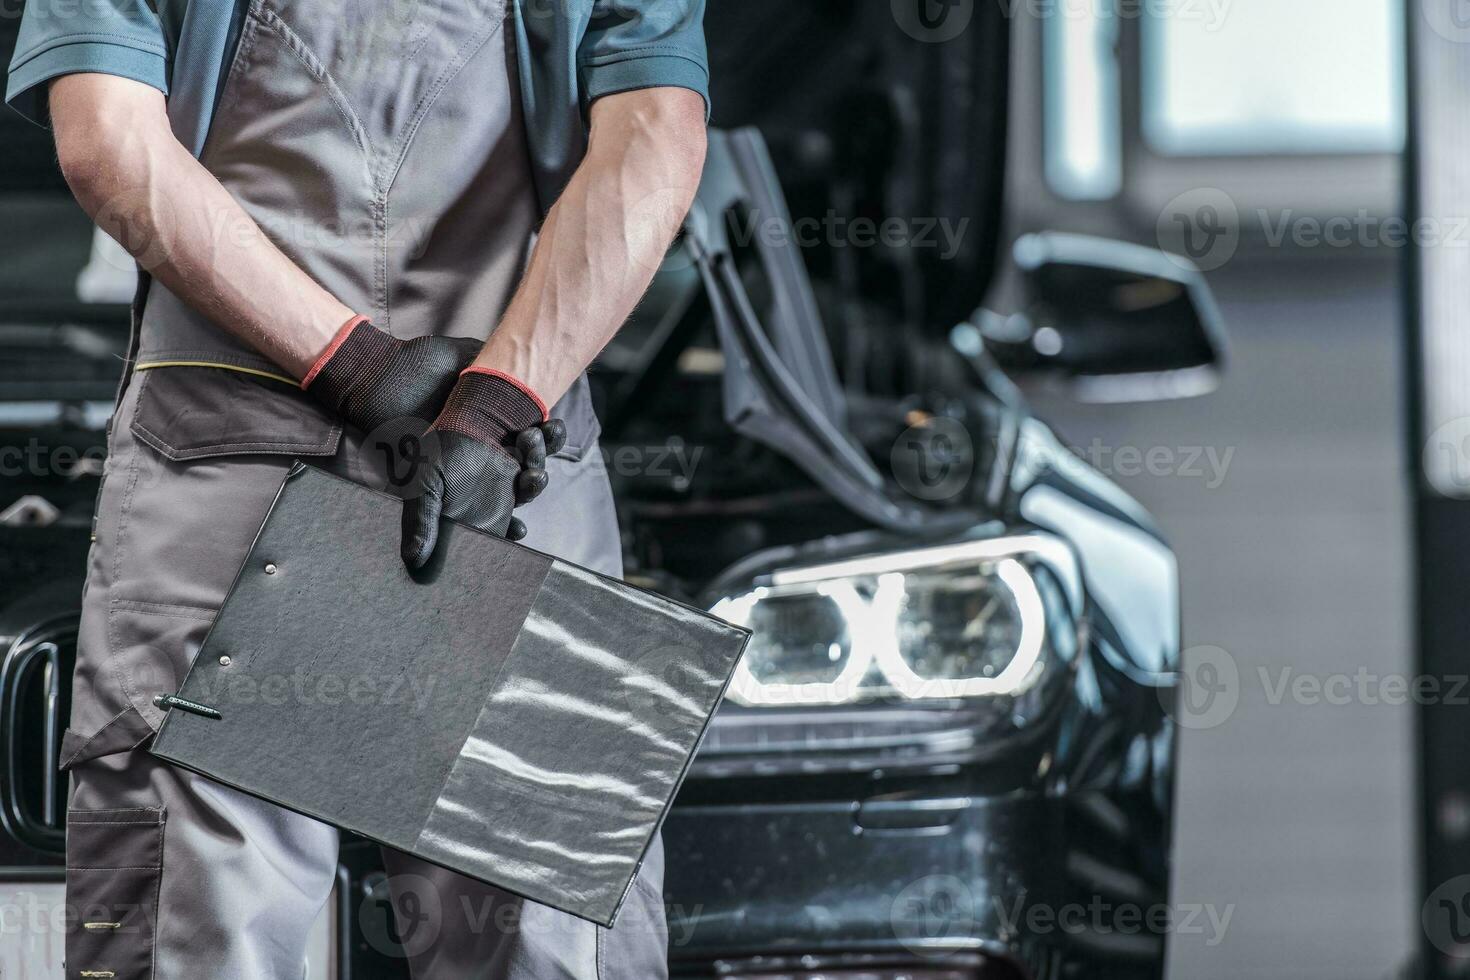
left=0, top=3, right=1222, bottom=978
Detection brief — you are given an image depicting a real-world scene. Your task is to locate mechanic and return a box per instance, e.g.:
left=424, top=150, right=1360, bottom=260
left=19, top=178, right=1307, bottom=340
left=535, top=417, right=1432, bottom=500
left=5, top=0, right=708, bottom=976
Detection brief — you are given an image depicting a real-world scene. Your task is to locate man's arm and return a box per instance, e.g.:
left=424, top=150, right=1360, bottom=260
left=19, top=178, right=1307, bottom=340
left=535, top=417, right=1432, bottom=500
left=48, top=73, right=349, bottom=378
left=473, top=86, right=708, bottom=404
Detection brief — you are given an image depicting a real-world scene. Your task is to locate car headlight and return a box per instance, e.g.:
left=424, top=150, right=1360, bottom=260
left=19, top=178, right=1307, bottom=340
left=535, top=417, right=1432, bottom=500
left=712, top=535, right=1080, bottom=707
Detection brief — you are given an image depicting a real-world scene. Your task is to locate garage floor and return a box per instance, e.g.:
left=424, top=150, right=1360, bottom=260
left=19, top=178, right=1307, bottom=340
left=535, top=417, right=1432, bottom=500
left=1031, top=250, right=1414, bottom=979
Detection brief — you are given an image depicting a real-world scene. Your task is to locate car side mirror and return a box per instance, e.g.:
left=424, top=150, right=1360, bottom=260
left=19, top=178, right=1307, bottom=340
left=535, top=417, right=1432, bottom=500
left=981, top=232, right=1228, bottom=403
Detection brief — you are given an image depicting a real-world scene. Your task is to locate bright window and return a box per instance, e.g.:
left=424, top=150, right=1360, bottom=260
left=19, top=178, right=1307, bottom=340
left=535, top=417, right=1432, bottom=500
left=1142, top=0, right=1405, bottom=155
left=1045, top=1, right=1122, bottom=200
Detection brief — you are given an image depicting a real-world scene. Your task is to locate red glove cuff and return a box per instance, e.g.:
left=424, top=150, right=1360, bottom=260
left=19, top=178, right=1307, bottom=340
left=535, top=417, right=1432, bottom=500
left=434, top=368, right=549, bottom=453
left=301, top=314, right=372, bottom=389
left=460, top=366, right=549, bottom=422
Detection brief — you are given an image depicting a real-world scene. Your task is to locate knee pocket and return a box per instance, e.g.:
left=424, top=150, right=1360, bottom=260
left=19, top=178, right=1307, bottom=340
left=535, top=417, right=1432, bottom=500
left=66, top=807, right=165, bottom=980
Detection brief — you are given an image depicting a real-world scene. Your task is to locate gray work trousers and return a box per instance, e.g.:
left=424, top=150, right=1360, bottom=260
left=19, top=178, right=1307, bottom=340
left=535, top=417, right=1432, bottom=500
left=63, top=375, right=668, bottom=979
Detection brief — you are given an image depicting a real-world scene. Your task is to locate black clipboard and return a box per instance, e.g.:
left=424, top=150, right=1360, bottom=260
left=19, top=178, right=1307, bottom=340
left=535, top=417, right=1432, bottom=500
left=151, top=463, right=749, bottom=926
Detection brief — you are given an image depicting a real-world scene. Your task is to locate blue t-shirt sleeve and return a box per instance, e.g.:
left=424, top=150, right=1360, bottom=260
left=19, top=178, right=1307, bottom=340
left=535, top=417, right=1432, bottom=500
left=577, top=0, right=709, bottom=117
left=6, top=0, right=169, bottom=127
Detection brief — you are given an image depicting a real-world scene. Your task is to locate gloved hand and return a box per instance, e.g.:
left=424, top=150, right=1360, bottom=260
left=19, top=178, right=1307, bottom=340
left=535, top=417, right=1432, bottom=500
left=401, top=366, right=566, bottom=569
left=301, top=315, right=481, bottom=435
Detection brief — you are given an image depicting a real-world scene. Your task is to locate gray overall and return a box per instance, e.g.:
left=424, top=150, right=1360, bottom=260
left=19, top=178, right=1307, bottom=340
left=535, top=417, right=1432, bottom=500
left=61, top=0, right=667, bottom=976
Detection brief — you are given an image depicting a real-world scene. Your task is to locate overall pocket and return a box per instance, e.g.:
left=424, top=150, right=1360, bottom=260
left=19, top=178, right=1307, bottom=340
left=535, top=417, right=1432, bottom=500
left=65, top=366, right=342, bottom=768
left=128, top=366, right=341, bottom=460
left=65, top=807, right=165, bottom=980
left=117, top=367, right=342, bottom=727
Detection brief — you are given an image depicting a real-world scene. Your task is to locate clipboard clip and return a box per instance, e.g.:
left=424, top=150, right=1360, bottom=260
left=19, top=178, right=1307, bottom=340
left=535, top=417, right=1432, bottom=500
left=153, top=693, right=222, bottom=721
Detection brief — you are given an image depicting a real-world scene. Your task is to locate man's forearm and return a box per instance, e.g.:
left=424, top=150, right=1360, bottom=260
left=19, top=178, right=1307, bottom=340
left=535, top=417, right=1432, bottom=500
left=49, top=73, right=349, bottom=378
left=474, top=87, right=708, bottom=404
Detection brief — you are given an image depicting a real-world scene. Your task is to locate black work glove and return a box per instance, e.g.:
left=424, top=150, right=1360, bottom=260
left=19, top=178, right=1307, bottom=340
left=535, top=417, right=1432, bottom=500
left=401, top=367, right=566, bottom=569
left=302, top=316, right=481, bottom=435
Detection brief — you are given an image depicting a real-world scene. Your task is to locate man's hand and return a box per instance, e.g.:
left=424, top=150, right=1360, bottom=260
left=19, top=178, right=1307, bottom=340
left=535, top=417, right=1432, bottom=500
left=401, top=368, right=566, bottom=568
left=302, top=316, right=480, bottom=435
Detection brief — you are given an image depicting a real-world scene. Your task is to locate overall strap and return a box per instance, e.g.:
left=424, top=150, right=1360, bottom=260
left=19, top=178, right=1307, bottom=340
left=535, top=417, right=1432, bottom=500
left=167, top=0, right=248, bottom=156
left=121, top=0, right=244, bottom=401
